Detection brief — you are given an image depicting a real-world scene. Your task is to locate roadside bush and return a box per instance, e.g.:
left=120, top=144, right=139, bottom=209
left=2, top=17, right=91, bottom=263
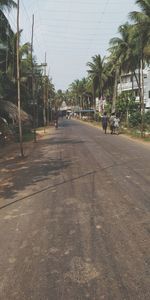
left=144, top=111, right=150, bottom=125
left=129, top=111, right=141, bottom=127
left=94, top=112, right=101, bottom=122
left=13, top=123, right=32, bottom=142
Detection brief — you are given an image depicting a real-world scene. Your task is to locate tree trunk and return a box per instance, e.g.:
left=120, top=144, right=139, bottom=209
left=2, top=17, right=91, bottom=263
left=112, top=68, right=118, bottom=112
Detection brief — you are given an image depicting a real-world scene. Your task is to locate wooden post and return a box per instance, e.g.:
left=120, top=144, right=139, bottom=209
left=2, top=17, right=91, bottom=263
left=43, top=52, right=47, bottom=132
left=31, top=14, right=36, bottom=142
left=17, top=0, right=24, bottom=157
left=140, top=57, right=145, bottom=137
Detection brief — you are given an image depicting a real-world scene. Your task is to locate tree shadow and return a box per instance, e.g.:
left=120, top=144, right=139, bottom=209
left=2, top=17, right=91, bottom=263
left=44, top=137, right=85, bottom=146
left=0, top=137, right=72, bottom=201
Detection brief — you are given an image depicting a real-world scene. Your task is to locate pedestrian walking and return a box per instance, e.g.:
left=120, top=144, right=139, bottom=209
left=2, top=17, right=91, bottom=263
left=113, top=114, right=120, bottom=135
left=109, top=113, right=115, bottom=134
left=101, top=112, right=108, bottom=134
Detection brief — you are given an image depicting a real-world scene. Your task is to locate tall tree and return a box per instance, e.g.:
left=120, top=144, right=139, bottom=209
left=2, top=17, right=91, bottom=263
left=87, top=54, right=106, bottom=108
left=0, top=0, right=16, bottom=10
left=0, top=0, right=17, bottom=75
left=69, top=79, right=82, bottom=108
left=0, top=0, right=17, bottom=117
left=129, top=0, right=150, bottom=135
left=108, top=23, right=138, bottom=110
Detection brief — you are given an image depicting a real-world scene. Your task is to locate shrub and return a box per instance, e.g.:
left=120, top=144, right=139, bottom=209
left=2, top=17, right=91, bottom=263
left=129, top=111, right=141, bottom=127
left=144, top=111, right=150, bottom=125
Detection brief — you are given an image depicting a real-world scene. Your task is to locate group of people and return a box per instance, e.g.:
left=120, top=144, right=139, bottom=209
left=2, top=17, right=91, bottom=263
left=101, top=112, right=120, bottom=135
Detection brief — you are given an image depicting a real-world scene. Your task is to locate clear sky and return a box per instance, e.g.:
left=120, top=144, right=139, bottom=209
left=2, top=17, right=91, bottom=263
left=8, top=0, right=138, bottom=91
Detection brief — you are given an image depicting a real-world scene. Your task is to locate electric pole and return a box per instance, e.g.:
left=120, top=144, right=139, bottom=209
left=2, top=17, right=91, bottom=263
left=43, top=52, right=47, bottom=132
left=46, top=77, right=49, bottom=125
left=17, top=0, right=24, bottom=157
left=140, top=32, right=145, bottom=138
left=31, top=14, right=36, bottom=142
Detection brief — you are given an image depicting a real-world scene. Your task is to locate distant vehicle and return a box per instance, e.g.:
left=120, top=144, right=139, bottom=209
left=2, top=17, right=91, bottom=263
left=74, top=109, right=95, bottom=120
left=54, top=119, right=58, bottom=129
left=66, top=110, right=72, bottom=119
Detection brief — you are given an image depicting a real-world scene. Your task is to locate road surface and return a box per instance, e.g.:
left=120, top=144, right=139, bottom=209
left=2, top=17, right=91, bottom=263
left=0, top=119, right=150, bottom=300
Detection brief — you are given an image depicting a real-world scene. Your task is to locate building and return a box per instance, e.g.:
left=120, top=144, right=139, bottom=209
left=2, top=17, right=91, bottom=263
left=117, top=68, right=150, bottom=109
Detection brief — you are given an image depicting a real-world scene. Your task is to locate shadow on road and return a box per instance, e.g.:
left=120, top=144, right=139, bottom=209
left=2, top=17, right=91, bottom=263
left=0, top=135, right=74, bottom=202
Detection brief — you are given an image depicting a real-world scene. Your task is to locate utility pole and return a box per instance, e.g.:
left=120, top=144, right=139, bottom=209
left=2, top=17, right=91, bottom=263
left=140, top=57, right=145, bottom=137
left=43, top=52, right=47, bottom=132
left=46, top=77, right=49, bottom=125
left=31, top=14, right=36, bottom=142
left=17, top=0, right=24, bottom=157
left=46, top=67, right=51, bottom=125
left=140, top=31, right=145, bottom=138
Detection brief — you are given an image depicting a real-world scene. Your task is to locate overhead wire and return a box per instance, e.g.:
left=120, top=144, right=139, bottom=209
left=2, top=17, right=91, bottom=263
left=7, top=0, right=137, bottom=89
left=20, top=0, right=45, bottom=61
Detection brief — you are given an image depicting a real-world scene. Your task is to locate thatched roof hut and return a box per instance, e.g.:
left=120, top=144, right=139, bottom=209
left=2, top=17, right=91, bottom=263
left=0, top=100, right=31, bottom=123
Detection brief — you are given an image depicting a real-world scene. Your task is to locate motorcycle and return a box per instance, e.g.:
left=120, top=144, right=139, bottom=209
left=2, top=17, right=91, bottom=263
left=54, top=120, right=58, bottom=129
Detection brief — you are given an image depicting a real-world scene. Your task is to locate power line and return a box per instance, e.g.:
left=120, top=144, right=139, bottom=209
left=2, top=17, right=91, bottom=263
left=11, top=0, right=136, bottom=90
left=20, top=0, right=45, bottom=60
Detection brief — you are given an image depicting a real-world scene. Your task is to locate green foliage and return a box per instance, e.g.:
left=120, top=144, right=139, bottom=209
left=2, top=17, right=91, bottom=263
left=0, top=72, right=16, bottom=102
left=116, top=91, right=137, bottom=112
left=127, top=110, right=150, bottom=136
left=94, top=112, right=101, bottom=122
left=129, top=111, right=141, bottom=127
left=87, top=55, right=106, bottom=101
left=13, top=124, right=33, bottom=142
left=144, top=111, right=150, bottom=125
left=115, top=91, right=139, bottom=124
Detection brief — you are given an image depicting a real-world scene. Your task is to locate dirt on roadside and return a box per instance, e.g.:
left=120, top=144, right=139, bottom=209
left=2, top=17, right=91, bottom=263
left=0, top=128, right=53, bottom=205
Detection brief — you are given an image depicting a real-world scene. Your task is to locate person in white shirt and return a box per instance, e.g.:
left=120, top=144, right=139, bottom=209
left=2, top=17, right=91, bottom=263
left=113, top=115, right=120, bottom=135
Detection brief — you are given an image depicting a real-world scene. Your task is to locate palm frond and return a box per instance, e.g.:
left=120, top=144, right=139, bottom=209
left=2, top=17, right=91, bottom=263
left=0, top=0, right=17, bottom=11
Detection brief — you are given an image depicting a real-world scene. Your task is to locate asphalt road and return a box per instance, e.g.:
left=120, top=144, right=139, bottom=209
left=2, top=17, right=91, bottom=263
left=0, top=119, right=150, bottom=300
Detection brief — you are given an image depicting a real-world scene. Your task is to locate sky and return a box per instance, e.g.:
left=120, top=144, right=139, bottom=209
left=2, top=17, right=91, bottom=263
left=8, top=0, right=138, bottom=91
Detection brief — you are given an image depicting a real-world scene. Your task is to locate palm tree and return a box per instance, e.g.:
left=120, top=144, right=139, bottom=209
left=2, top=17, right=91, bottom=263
left=108, top=23, right=138, bottom=110
left=69, top=79, right=82, bottom=108
left=0, top=0, right=17, bottom=72
left=54, top=89, right=64, bottom=110
left=101, top=59, right=116, bottom=110
left=0, top=0, right=18, bottom=117
left=87, top=54, right=106, bottom=108
left=129, top=0, right=150, bottom=135
left=129, top=0, right=150, bottom=45
left=109, top=23, right=137, bottom=73
left=79, top=77, right=93, bottom=109
left=105, top=44, right=121, bottom=112
left=0, top=0, right=16, bottom=10
left=129, top=0, right=150, bottom=75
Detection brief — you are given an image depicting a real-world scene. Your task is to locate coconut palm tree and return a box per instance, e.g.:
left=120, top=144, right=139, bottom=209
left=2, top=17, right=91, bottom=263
left=109, top=23, right=137, bottom=73
left=129, top=0, right=150, bottom=135
left=79, top=77, right=93, bottom=109
left=0, top=0, right=16, bottom=10
left=129, top=1, right=150, bottom=90
left=101, top=59, right=116, bottom=109
left=69, top=79, right=83, bottom=108
left=108, top=19, right=148, bottom=111
left=0, top=3, right=17, bottom=91
left=87, top=54, right=106, bottom=108
left=0, top=0, right=17, bottom=111
left=130, top=1, right=150, bottom=73
left=108, top=23, right=137, bottom=110
left=129, top=0, right=150, bottom=45
left=0, top=0, right=17, bottom=72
